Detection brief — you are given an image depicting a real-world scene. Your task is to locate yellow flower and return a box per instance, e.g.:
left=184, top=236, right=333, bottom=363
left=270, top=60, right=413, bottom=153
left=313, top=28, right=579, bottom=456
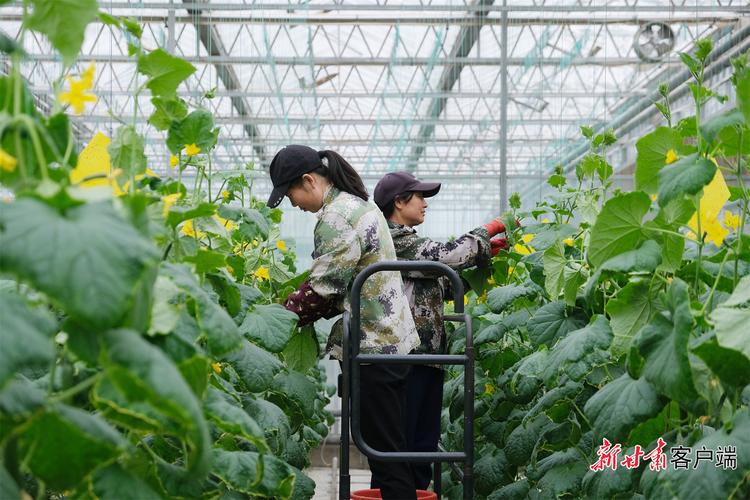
left=181, top=219, right=205, bottom=238
left=522, top=234, right=535, bottom=244
left=211, top=362, right=222, bottom=374
left=170, top=155, right=179, bottom=168
left=252, top=239, right=259, bottom=247
left=487, top=276, right=496, bottom=285
left=665, top=149, right=679, bottom=164
left=484, top=383, right=495, bottom=395
left=650, top=194, right=658, bottom=202
left=0, top=148, right=18, bottom=172
left=276, top=240, right=287, bottom=252
left=688, top=169, right=730, bottom=246
left=508, top=266, right=515, bottom=276
left=222, top=190, right=231, bottom=201
left=723, top=210, right=740, bottom=231
left=463, top=295, right=469, bottom=305
left=563, top=238, right=575, bottom=247
left=477, top=290, right=488, bottom=304
left=58, top=65, right=97, bottom=115
left=184, top=143, right=201, bottom=156
left=254, top=266, right=270, bottom=281
left=162, top=193, right=181, bottom=218
left=226, top=265, right=235, bottom=276
left=542, top=217, right=550, bottom=223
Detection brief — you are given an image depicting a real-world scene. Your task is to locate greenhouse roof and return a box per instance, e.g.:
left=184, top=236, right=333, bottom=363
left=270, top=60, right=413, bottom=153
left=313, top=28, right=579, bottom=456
left=2, top=0, right=749, bottom=208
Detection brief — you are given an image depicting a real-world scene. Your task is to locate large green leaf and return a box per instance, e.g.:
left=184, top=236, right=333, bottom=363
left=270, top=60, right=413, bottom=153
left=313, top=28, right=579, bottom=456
left=270, top=371, right=317, bottom=419
left=290, top=467, right=316, bottom=500
left=0, top=198, right=159, bottom=329
left=20, top=404, right=125, bottom=491
left=646, top=198, right=695, bottom=272
left=487, top=284, right=538, bottom=313
left=635, top=126, right=686, bottom=194
left=282, top=326, right=319, bottom=373
left=600, top=240, right=662, bottom=274
left=527, top=448, right=588, bottom=498
left=527, top=301, right=587, bottom=348
left=543, top=240, right=567, bottom=300
left=26, top=0, right=98, bottom=65
left=239, top=304, right=298, bottom=353
left=242, top=397, right=291, bottom=455
left=163, top=264, right=241, bottom=356
left=204, top=386, right=268, bottom=451
left=109, top=125, right=147, bottom=177
left=102, top=329, right=210, bottom=476
left=148, top=96, right=188, bottom=131
left=90, top=464, right=163, bottom=500
left=606, top=280, right=660, bottom=356
left=219, top=205, right=271, bottom=241
left=166, top=109, right=218, bottom=154
left=584, top=373, right=665, bottom=443
left=588, top=192, right=650, bottom=268
left=474, top=447, right=513, bottom=495
left=734, top=54, right=750, bottom=125
left=634, top=279, right=703, bottom=411
left=92, top=376, right=165, bottom=432
left=0, top=290, right=56, bottom=388
left=581, top=445, right=640, bottom=499
left=710, top=274, right=750, bottom=360
left=224, top=339, right=283, bottom=392
left=658, top=153, right=716, bottom=208
left=543, top=316, right=613, bottom=385
left=641, top=409, right=750, bottom=500
left=137, top=48, right=196, bottom=99
left=692, top=333, right=750, bottom=388
left=701, top=108, right=745, bottom=144
left=211, top=450, right=295, bottom=499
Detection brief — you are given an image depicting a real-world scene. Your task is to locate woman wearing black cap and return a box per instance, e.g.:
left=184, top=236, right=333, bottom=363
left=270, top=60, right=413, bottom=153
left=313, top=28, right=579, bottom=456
left=267, top=146, right=420, bottom=499
left=374, top=171, right=509, bottom=490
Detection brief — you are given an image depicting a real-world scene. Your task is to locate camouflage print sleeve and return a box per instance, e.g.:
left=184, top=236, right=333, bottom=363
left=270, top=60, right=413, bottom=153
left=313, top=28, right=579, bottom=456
left=395, top=226, right=491, bottom=271
left=308, top=211, right=362, bottom=299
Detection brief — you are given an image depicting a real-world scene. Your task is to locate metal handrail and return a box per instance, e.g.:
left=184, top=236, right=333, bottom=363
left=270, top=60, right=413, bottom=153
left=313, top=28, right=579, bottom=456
left=340, top=260, right=474, bottom=500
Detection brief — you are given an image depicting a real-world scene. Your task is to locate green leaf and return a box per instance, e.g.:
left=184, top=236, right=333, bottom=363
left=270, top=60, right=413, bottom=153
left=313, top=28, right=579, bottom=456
left=600, top=239, right=662, bottom=273
left=20, top=404, right=125, bottom=490
left=475, top=447, right=513, bottom=495
left=634, top=279, right=703, bottom=410
left=102, top=329, right=210, bottom=476
left=205, top=386, right=268, bottom=451
left=148, top=96, right=188, bottom=131
left=733, top=54, right=750, bottom=125
left=543, top=240, right=566, bottom=299
left=224, top=339, right=283, bottom=393
left=584, top=373, right=665, bottom=443
left=641, top=409, right=750, bottom=500
left=700, top=108, right=745, bottom=144
left=692, top=333, right=750, bottom=388
left=647, top=198, right=695, bottom=272
left=167, top=202, right=216, bottom=227
left=580, top=125, right=594, bottom=138
left=109, top=125, right=147, bottom=177
left=148, top=275, right=181, bottom=336
left=528, top=448, right=588, bottom=498
left=708, top=274, right=750, bottom=361
left=137, top=48, right=196, bottom=98
left=270, top=371, right=317, bottom=419
left=90, top=464, right=162, bottom=500
left=92, top=376, right=165, bottom=433
left=543, top=316, right=613, bottom=385
left=562, top=265, right=586, bottom=307
left=487, top=479, right=530, bottom=500
left=121, top=17, right=143, bottom=39
left=290, top=467, right=316, bottom=500
left=581, top=445, right=639, bottom=499
left=166, top=109, right=218, bottom=154
left=211, top=450, right=295, bottom=499
left=606, top=280, right=660, bottom=356
left=163, top=263, right=242, bottom=356
left=657, top=153, right=716, bottom=208
left=0, top=462, right=20, bottom=500
left=527, top=301, right=587, bottom=348
left=219, top=205, right=271, bottom=241
left=588, top=191, right=650, bottom=268
left=487, top=284, right=537, bottom=313
left=184, top=249, right=227, bottom=274
left=26, top=0, right=98, bottom=65
left=0, top=198, right=159, bottom=329
left=239, top=304, right=298, bottom=353
left=635, top=126, right=685, bottom=194
left=0, top=290, right=56, bottom=388
left=242, top=397, right=291, bottom=455
left=283, top=326, right=319, bottom=373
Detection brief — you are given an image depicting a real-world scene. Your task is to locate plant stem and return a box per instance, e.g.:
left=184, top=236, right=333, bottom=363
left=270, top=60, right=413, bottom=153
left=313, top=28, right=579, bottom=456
left=15, top=115, right=49, bottom=180
left=51, top=373, right=101, bottom=402
left=700, top=248, right=731, bottom=316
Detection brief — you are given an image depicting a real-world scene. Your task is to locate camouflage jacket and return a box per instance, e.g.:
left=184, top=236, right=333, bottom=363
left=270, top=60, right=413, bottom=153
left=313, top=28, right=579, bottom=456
left=388, top=221, right=491, bottom=355
left=309, top=187, right=419, bottom=359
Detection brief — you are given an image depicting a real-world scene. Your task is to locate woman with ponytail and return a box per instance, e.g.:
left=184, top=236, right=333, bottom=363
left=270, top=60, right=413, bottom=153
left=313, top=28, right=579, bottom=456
left=267, top=145, right=419, bottom=499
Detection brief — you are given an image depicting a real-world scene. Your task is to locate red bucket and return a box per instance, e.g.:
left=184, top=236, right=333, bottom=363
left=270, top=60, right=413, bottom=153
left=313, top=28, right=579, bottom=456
left=350, top=489, right=437, bottom=500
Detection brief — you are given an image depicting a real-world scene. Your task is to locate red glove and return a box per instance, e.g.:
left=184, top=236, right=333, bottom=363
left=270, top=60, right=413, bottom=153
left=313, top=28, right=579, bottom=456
left=483, top=218, right=507, bottom=238
left=490, top=237, right=509, bottom=256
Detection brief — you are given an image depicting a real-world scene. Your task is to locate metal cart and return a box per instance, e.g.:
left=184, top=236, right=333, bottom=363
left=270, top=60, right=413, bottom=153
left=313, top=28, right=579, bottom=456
left=339, top=261, right=475, bottom=500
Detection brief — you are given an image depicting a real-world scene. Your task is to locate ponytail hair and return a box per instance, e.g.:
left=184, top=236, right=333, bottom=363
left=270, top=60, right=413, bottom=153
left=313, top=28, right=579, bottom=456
left=317, top=150, right=369, bottom=201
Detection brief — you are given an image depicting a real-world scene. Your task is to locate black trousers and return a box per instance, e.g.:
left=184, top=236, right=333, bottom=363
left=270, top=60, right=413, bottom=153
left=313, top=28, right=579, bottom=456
left=359, top=364, right=417, bottom=500
left=404, top=365, right=444, bottom=490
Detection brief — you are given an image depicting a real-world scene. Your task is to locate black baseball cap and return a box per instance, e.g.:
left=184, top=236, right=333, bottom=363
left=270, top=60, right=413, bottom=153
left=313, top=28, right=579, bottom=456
left=373, top=172, right=441, bottom=211
left=267, top=145, right=323, bottom=207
